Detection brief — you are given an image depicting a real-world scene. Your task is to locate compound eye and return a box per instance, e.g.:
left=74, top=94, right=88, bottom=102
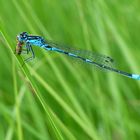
left=22, top=32, right=27, bottom=36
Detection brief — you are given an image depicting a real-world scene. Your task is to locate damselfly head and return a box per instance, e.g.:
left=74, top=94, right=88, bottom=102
left=16, top=32, right=28, bottom=43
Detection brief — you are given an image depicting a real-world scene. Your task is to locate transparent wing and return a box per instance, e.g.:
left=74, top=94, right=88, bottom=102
left=47, top=41, right=115, bottom=69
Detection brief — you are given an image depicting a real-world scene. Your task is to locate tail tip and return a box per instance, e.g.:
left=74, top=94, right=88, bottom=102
left=132, top=74, right=140, bottom=80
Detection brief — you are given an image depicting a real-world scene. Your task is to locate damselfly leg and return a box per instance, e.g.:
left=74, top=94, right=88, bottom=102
left=24, top=43, right=35, bottom=62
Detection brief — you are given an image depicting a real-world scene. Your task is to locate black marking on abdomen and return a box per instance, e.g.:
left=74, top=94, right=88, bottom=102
left=76, top=55, right=87, bottom=61
left=47, top=45, right=52, bottom=48
left=63, top=51, right=69, bottom=55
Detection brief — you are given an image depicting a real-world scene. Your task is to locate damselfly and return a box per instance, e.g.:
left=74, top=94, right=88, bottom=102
left=16, top=32, right=140, bottom=80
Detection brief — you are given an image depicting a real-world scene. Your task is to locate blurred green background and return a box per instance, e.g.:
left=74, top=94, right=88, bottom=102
left=0, top=0, right=140, bottom=140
